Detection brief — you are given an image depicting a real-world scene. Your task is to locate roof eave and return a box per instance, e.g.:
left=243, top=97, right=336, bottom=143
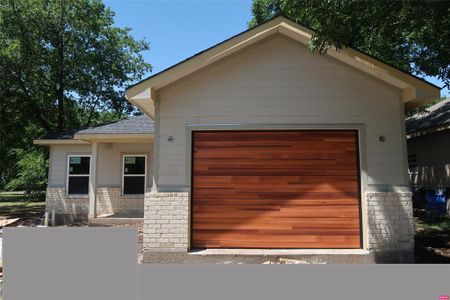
left=407, top=123, right=450, bottom=139
left=33, top=139, right=90, bottom=146
left=73, top=133, right=154, bottom=143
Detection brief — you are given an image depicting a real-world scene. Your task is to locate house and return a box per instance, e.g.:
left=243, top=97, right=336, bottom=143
left=34, top=115, right=154, bottom=222
left=35, top=17, right=440, bottom=263
left=406, top=98, right=450, bottom=213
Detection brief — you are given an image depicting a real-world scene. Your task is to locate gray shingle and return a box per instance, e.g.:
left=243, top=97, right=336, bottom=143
left=405, top=98, right=450, bottom=134
left=77, top=115, right=154, bottom=135
left=40, top=115, right=154, bottom=140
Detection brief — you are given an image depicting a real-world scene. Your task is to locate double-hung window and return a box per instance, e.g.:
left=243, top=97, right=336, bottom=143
left=67, top=155, right=90, bottom=195
left=123, top=155, right=146, bottom=195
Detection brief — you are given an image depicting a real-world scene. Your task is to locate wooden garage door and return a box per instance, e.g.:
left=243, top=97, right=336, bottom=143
left=191, top=130, right=361, bottom=249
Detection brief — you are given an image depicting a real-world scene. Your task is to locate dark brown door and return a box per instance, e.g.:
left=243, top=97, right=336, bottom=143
left=191, top=130, right=361, bottom=249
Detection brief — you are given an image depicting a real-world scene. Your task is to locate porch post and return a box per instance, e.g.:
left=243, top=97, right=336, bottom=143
left=88, top=141, right=98, bottom=219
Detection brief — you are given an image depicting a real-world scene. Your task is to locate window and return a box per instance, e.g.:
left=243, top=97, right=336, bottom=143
left=408, top=154, right=418, bottom=175
left=67, top=155, right=90, bottom=195
left=123, top=155, right=146, bottom=195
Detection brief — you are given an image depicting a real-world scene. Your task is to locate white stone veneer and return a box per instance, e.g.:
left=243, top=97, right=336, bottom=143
left=143, top=192, right=189, bottom=252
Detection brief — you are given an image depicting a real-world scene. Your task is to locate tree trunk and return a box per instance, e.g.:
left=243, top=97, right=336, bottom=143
left=56, top=1, right=65, bottom=133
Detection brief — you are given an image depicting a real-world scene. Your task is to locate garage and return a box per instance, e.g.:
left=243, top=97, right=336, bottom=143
left=191, top=130, right=362, bottom=249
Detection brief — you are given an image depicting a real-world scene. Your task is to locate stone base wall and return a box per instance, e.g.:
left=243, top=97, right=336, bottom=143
left=45, top=187, right=145, bottom=224
left=45, top=188, right=89, bottom=224
left=96, top=187, right=144, bottom=217
left=366, top=191, right=415, bottom=263
left=143, top=192, right=189, bottom=252
left=141, top=190, right=415, bottom=263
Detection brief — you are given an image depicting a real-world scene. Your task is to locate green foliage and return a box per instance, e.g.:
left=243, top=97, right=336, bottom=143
left=405, top=96, right=446, bottom=118
left=0, top=0, right=151, bottom=133
left=0, top=0, right=151, bottom=190
left=250, top=0, right=450, bottom=89
left=5, top=149, right=48, bottom=194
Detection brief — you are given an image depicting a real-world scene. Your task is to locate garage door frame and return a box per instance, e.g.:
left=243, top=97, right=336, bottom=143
left=186, top=124, right=367, bottom=251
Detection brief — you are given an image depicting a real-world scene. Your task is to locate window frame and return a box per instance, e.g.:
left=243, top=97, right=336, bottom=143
left=122, top=154, right=147, bottom=196
left=408, top=154, right=418, bottom=175
left=66, top=154, right=91, bottom=196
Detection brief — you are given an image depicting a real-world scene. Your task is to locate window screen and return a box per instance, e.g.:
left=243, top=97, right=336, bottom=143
left=68, top=156, right=90, bottom=195
left=123, top=156, right=146, bottom=195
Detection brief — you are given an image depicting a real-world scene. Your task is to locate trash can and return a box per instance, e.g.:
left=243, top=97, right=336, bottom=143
left=425, top=189, right=447, bottom=215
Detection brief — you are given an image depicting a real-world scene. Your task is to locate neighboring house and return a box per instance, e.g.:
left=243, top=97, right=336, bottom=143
left=406, top=98, right=450, bottom=213
left=35, top=17, right=440, bottom=263
left=406, top=98, right=450, bottom=189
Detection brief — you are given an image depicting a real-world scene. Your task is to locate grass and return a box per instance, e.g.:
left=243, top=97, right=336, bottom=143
left=415, top=214, right=450, bottom=232
left=0, top=191, right=46, bottom=220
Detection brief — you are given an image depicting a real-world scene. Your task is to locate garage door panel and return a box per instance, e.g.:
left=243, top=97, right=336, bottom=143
left=193, top=216, right=360, bottom=226
left=193, top=169, right=358, bottom=177
left=194, top=236, right=361, bottom=249
left=191, top=130, right=361, bottom=249
left=193, top=190, right=360, bottom=200
left=194, top=175, right=358, bottom=185
left=193, top=208, right=359, bottom=218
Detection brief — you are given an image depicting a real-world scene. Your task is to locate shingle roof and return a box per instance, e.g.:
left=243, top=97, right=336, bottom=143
left=41, top=115, right=154, bottom=140
left=405, top=98, right=450, bottom=134
left=77, top=115, right=154, bottom=135
left=42, top=129, right=79, bottom=140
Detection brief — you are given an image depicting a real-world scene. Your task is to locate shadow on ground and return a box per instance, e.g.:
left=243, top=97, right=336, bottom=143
left=414, top=209, right=450, bottom=263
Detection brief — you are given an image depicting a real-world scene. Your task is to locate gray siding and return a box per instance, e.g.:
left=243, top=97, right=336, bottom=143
left=48, top=143, right=152, bottom=189
left=48, top=144, right=91, bottom=188
left=407, top=130, right=450, bottom=188
left=157, top=35, right=407, bottom=189
left=97, top=143, right=152, bottom=187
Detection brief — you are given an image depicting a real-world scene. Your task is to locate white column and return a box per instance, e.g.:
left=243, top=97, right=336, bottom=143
left=88, top=142, right=98, bottom=219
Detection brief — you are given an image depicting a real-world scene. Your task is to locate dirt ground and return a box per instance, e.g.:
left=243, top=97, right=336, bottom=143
left=414, top=209, right=450, bottom=263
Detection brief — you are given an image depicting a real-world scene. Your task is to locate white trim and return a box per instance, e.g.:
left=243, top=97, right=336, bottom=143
left=122, top=154, right=147, bottom=196
left=66, top=154, right=91, bottom=196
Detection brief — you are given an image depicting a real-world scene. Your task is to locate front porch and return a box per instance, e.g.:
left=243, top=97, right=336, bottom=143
left=43, top=137, right=153, bottom=225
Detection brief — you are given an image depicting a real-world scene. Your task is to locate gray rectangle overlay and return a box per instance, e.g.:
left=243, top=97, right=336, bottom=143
left=3, top=228, right=449, bottom=300
left=3, top=228, right=138, bottom=300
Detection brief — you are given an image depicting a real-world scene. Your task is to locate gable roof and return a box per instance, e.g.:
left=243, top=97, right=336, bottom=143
left=406, top=98, right=450, bottom=137
left=34, top=115, right=154, bottom=145
left=126, top=16, right=440, bottom=118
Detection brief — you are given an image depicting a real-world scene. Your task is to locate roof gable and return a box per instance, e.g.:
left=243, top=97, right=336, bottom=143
left=126, top=16, right=440, bottom=117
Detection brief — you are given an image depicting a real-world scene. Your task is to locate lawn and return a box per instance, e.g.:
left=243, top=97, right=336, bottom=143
left=414, top=210, right=450, bottom=263
left=0, top=192, right=46, bottom=225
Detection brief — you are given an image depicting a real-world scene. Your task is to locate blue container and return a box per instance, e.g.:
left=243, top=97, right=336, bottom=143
left=425, top=189, right=447, bottom=215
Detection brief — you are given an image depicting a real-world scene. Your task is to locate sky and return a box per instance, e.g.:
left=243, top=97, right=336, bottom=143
left=105, top=0, right=448, bottom=97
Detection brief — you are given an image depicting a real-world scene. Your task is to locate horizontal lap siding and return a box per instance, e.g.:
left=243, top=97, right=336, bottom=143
left=157, top=35, right=406, bottom=187
left=191, top=130, right=361, bottom=249
left=48, top=145, right=91, bottom=187
left=48, top=143, right=152, bottom=188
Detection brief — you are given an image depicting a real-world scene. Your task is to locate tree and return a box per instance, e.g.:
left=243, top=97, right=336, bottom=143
left=0, top=0, right=151, bottom=191
left=5, top=149, right=48, bottom=195
left=0, top=0, right=151, bottom=133
left=250, top=0, right=450, bottom=89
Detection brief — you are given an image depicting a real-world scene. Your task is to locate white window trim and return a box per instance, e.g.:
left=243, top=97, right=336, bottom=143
left=122, top=154, right=147, bottom=196
left=66, top=154, right=91, bottom=196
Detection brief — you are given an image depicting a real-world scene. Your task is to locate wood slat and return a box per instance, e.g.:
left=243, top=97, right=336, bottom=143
left=191, top=130, right=361, bottom=249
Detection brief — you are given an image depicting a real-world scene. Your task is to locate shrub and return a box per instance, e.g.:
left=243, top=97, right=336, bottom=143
left=5, top=149, right=48, bottom=195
